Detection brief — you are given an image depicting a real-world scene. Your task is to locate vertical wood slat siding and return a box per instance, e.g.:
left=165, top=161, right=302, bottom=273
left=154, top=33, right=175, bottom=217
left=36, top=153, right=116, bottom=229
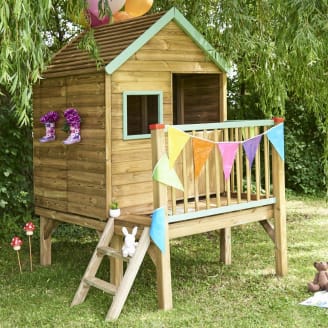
left=33, top=73, right=107, bottom=220
left=33, top=78, right=68, bottom=213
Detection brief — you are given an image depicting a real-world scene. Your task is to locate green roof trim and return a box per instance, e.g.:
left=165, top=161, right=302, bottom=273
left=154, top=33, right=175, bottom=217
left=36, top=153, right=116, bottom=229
left=105, top=7, right=230, bottom=75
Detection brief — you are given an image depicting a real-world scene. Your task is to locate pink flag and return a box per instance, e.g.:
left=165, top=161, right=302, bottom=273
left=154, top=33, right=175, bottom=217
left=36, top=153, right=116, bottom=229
left=242, top=135, right=262, bottom=168
left=217, top=142, right=240, bottom=180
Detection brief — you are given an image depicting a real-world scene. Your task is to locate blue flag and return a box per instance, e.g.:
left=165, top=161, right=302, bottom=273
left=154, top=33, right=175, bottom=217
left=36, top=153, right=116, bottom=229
left=266, top=124, right=285, bottom=161
left=150, top=207, right=166, bottom=253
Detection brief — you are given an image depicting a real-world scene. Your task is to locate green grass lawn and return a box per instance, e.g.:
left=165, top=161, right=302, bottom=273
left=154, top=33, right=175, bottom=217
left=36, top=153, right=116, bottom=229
left=1, top=195, right=328, bottom=327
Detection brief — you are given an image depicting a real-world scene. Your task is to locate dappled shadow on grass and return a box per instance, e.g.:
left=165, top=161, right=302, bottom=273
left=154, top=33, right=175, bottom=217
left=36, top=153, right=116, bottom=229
left=2, top=197, right=328, bottom=326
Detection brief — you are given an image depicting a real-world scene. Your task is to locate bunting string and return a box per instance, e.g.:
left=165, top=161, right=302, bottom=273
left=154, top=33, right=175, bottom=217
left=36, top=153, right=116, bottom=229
left=153, top=123, right=284, bottom=189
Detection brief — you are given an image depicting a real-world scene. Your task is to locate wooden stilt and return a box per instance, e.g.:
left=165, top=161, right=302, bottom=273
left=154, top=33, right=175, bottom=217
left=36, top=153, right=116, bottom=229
left=150, top=124, right=173, bottom=311
left=220, top=227, right=231, bottom=265
left=40, top=217, right=59, bottom=266
left=110, top=234, right=124, bottom=286
left=272, top=119, right=287, bottom=277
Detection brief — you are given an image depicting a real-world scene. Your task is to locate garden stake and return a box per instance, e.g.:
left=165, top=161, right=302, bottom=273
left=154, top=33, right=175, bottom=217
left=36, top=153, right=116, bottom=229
left=24, top=222, right=36, bottom=272
left=11, top=237, right=23, bottom=274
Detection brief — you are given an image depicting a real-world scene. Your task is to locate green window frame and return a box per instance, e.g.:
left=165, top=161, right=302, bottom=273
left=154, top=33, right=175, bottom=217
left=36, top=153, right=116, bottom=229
left=123, top=91, right=163, bottom=140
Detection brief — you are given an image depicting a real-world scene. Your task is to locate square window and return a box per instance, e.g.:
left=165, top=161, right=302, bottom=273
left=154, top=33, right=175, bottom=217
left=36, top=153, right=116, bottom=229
left=123, top=91, right=163, bottom=139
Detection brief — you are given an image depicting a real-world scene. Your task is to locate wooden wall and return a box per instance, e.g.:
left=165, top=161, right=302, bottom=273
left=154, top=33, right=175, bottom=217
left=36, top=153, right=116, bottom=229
left=33, top=21, right=226, bottom=221
left=110, top=21, right=223, bottom=214
left=33, top=73, right=107, bottom=220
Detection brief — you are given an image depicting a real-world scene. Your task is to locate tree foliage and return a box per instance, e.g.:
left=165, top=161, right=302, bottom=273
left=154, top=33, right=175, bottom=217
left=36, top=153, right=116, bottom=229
left=0, top=0, right=85, bottom=124
left=0, top=0, right=327, bottom=193
left=153, top=0, right=328, bottom=193
left=0, top=99, right=33, bottom=238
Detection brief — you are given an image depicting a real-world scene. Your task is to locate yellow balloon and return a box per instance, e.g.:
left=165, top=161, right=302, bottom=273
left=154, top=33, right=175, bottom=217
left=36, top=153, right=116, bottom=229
left=125, top=0, right=153, bottom=18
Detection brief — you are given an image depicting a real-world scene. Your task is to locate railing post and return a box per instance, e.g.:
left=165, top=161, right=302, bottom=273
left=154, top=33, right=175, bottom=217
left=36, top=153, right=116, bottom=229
left=272, top=117, right=288, bottom=276
left=149, top=124, right=173, bottom=311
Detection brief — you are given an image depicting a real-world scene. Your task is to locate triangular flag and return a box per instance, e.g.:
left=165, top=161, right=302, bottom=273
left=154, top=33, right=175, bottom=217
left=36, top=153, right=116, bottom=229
left=168, top=126, right=190, bottom=168
left=152, top=154, right=184, bottom=191
left=217, top=142, right=240, bottom=180
left=242, top=134, right=262, bottom=168
left=192, top=138, right=214, bottom=178
left=266, top=124, right=284, bottom=161
left=150, top=207, right=166, bottom=253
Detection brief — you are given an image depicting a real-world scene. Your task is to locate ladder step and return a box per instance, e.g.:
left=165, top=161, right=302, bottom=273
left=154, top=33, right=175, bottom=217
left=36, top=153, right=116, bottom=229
left=97, top=246, right=129, bottom=262
left=84, top=277, right=117, bottom=295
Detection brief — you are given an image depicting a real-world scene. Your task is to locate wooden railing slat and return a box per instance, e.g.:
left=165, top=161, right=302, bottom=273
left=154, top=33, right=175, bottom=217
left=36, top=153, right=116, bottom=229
left=154, top=120, right=278, bottom=219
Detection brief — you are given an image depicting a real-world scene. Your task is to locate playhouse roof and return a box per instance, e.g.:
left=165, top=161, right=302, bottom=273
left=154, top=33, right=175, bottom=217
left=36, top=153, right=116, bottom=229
left=45, top=7, right=229, bottom=78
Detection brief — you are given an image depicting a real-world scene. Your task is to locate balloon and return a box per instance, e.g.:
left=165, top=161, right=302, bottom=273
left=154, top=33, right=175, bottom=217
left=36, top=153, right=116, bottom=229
left=87, top=9, right=110, bottom=27
left=113, top=11, right=133, bottom=23
left=86, top=1, right=125, bottom=27
left=87, top=0, right=125, bottom=16
left=125, top=0, right=153, bottom=18
left=108, top=0, right=126, bottom=15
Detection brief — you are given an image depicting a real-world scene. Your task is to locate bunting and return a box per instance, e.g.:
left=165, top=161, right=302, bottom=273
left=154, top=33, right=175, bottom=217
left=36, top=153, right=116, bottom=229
left=242, top=135, right=262, bottom=168
left=217, top=142, right=240, bottom=181
left=168, top=126, right=190, bottom=168
left=192, top=137, right=214, bottom=178
left=150, top=207, right=166, bottom=253
left=152, top=123, right=284, bottom=190
left=152, top=154, right=184, bottom=191
left=266, top=123, right=284, bottom=160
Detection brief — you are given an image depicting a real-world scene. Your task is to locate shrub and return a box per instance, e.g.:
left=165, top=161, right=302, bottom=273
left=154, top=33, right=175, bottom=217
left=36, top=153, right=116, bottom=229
left=284, top=103, right=325, bottom=194
left=0, top=102, right=33, bottom=238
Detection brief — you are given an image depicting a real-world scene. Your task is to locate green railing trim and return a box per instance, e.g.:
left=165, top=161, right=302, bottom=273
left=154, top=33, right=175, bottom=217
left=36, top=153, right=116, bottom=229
left=168, top=120, right=274, bottom=132
left=168, top=198, right=276, bottom=223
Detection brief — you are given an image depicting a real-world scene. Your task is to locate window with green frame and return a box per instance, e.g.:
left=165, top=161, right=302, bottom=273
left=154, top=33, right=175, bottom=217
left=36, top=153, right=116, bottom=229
left=123, top=91, right=163, bottom=140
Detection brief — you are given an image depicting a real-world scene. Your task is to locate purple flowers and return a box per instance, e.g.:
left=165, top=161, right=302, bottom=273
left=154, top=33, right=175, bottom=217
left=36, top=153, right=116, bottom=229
left=64, top=108, right=81, bottom=128
left=40, top=111, right=59, bottom=124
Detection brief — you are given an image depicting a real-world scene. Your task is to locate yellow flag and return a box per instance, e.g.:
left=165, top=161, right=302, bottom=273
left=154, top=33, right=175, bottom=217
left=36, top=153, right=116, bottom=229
left=168, top=127, right=190, bottom=168
left=192, top=138, right=214, bottom=178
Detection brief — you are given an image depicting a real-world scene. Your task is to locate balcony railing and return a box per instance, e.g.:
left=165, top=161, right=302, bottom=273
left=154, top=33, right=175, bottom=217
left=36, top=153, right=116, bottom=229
left=151, top=120, right=284, bottom=224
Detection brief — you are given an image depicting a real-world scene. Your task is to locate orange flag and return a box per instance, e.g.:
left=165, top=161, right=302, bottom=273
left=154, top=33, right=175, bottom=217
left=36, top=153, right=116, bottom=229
left=168, top=126, right=190, bottom=168
left=192, top=138, right=214, bottom=178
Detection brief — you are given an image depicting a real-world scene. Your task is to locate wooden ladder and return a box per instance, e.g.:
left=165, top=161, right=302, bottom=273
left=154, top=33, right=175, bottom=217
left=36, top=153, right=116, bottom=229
left=71, top=217, right=150, bottom=321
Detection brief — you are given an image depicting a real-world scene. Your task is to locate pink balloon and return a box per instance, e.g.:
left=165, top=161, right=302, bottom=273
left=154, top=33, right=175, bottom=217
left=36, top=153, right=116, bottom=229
left=87, top=0, right=99, bottom=14
left=87, top=0, right=125, bottom=16
left=87, top=9, right=110, bottom=27
left=108, top=0, right=126, bottom=15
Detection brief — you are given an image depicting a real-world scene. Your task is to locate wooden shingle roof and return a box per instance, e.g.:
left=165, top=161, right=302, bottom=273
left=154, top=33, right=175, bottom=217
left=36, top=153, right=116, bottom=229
left=45, top=11, right=166, bottom=77
left=44, top=8, right=230, bottom=78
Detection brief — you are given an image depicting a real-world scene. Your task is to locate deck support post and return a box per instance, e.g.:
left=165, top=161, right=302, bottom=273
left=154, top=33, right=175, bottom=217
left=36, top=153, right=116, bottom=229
left=220, top=228, right=231, bottom=264
left=110, top=234, right=124, bottom=286
left=272, top=118, right=287, bottom=277
left=40, top=217, right=59, bottom=266
left=150, top=124, right=173, bottom=311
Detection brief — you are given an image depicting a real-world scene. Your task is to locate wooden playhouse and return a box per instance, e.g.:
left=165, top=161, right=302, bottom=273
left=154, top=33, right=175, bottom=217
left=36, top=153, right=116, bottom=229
left=33, top=8, right=287, bottom=320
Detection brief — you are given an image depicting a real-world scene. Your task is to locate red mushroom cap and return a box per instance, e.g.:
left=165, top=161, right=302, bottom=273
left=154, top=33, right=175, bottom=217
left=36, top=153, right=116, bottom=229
left=11, top=236, right=23, bottom=247
left=24, top=221, right=35, bottom=232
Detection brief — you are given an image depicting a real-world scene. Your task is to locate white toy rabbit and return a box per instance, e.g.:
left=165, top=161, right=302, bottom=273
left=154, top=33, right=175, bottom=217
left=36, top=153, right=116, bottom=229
left=122, top=226, right=138, bottom=257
